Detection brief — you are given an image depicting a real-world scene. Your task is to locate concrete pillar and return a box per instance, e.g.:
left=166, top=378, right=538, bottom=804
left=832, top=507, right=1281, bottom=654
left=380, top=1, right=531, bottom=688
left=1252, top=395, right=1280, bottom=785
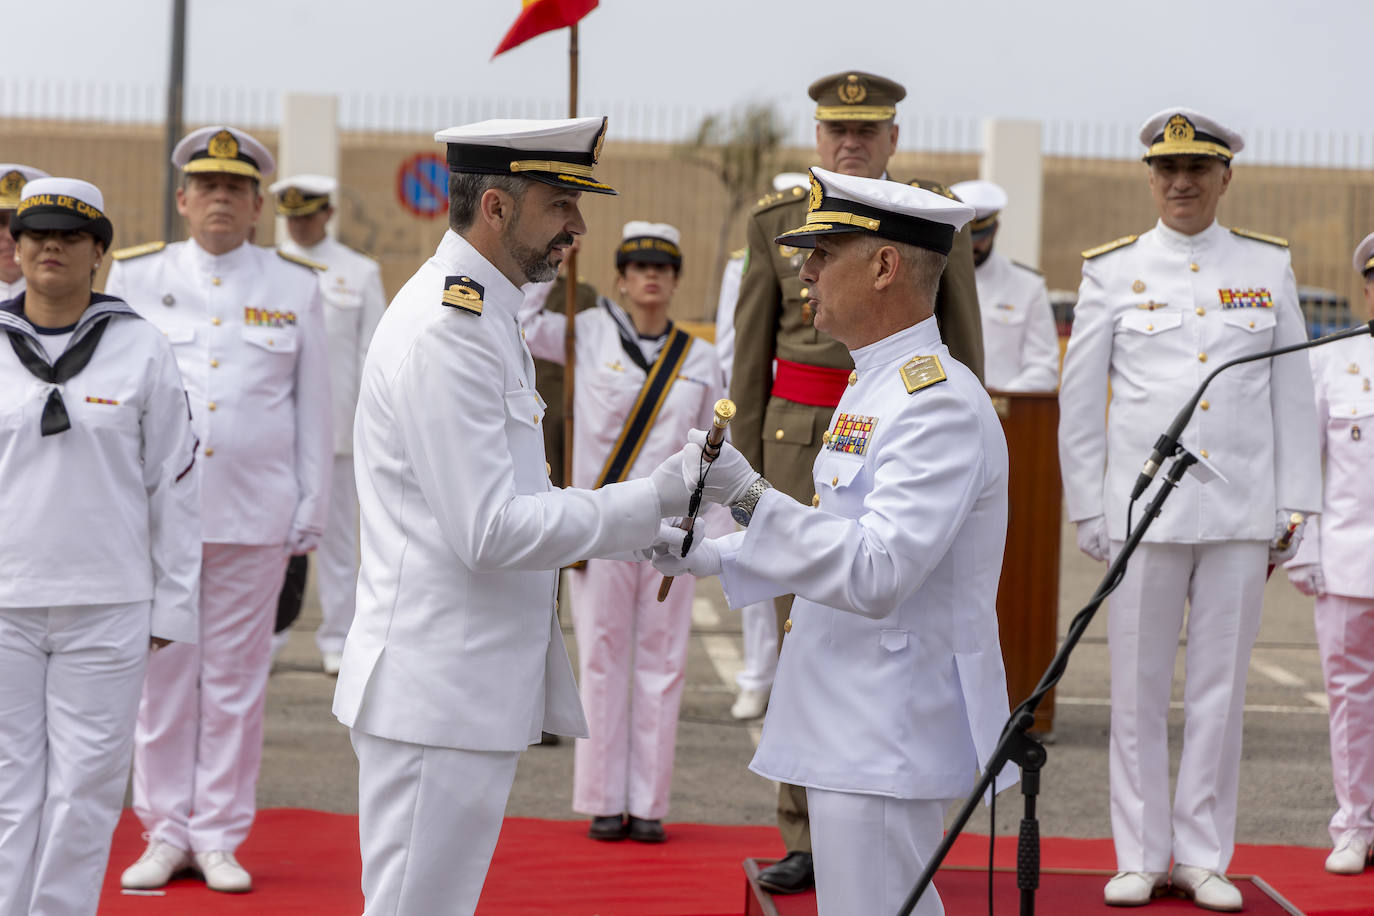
left=275, top=93, right=340, bottom=241
left=980, top=119, right=1043, bottom=268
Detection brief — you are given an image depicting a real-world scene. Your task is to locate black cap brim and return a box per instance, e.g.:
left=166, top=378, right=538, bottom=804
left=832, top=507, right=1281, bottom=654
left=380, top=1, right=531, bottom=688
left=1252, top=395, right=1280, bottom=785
left=11, top=209, right=113, bottom=248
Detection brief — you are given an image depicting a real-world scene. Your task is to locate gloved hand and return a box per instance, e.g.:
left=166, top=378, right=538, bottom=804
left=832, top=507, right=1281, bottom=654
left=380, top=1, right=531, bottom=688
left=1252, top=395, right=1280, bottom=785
left=651, top=532, right=723, bottom=579
left=634, top=520, right=690, bottom=562
left=1075, top=515, right=1109, bottom=562
left=1286, top=563, right=1326, bottom=597
left=288, top=526, right=323, bottom=555
left=1269, top=509, right=1306, bottom=564
left=681, top=429, right=761, bottom=506
left=650, top=449, right=693, bottom=518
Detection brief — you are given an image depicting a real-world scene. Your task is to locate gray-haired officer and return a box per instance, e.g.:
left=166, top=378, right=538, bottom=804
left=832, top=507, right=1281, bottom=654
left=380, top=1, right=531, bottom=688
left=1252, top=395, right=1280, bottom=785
left=267, top=174, right=386, bottom=674
left=0, top=164, right=50, bottom=300
left=108, top=126, right=332, bottom=895
left=1058, top=108, right=1321, bottom=910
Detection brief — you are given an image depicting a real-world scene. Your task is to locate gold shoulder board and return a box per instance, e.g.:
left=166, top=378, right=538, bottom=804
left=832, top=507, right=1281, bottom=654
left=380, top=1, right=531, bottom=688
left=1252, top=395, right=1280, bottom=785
left=753, top=188, right=802, bottom=213
left=110, top=240, right=166, bottom=261
left=907, top=178, right=957, bottom=200
left=1011, top=260, right=1044, bottom=276
left=277, top=249, right=328, bottom=271
left=1230, top=227, right=1289, bottom=248
left=729, top=247, right=748, bottom=260
left=899, top=354, right=947, bottom=394
left=1081, top=235, right=1140, bottom=260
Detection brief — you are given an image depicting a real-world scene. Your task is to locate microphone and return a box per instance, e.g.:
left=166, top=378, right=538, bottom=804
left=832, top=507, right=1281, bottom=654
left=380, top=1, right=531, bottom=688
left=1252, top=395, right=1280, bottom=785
left=657, top=398, right=735, bottom=602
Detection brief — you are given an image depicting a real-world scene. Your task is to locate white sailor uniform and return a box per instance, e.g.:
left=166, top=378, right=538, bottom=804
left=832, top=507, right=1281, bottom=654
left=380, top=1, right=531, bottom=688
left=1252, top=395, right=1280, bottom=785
left=973, top=251, right=1060, bottom=391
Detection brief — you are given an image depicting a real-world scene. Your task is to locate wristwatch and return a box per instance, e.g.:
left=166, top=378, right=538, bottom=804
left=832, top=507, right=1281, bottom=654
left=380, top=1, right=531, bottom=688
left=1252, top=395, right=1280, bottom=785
left=730, top=477, right=773, bottom=527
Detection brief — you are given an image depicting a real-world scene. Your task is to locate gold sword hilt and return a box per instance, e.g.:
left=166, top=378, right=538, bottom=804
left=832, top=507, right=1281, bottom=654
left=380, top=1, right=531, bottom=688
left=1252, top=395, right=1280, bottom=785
left=658, top=399, right=736, bottom=602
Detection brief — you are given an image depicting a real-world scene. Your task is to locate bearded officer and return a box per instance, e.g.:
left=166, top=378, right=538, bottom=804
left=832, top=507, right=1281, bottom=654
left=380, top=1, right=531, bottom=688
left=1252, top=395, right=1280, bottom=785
left=1058, top=108, right=1321, bottom=910
left=0, top=164, right=50, bottom=301
left=107, top=125, right=332, bottom=895
left=729, top=70, right=985, bottom=895
left=331, top=117, right=702, bottom=915
left=1285, top=233, right=1374, bottom=875
left=267, top=174, right=386, bottom=674
left=655, top=167, right=1015, bottom=915
left=950, top=179, right=1060, bottom=391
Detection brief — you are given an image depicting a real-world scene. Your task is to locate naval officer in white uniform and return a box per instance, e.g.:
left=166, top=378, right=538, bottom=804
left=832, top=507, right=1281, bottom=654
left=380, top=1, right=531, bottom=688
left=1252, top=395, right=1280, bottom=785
left=332, top=117, right=702, bottom=916
left=268, top=174, right=386, bottom=673
left=107, top=125, right=333, bottom=895
left=1286, top=232, right=1374, bottom=875
left=0, top=164, right=50, bottom=301
left=1058, top=108, right=1321, bottom=910
left=950, top=179, right=1060, bottom=391
left=655, top=167, right=1016, bottom=916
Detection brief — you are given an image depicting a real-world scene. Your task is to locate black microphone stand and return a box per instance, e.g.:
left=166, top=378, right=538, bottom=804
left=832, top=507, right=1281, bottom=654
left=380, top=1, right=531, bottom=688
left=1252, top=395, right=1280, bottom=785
left=897, top=320, right=1374, bottom=916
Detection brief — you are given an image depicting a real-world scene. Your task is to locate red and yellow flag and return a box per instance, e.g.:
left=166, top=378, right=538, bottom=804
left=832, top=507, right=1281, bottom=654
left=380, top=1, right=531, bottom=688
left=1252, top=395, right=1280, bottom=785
left=493, top=0, right=598, bottom=57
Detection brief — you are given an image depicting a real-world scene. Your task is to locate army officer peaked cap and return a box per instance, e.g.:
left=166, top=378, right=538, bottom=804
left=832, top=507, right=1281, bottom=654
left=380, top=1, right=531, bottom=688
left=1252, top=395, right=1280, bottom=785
left=809, top=71, right=906, bottom=122
left=173, top=125, right=276, bottom=182
left=435, top=117, right=616, bottom=195
left=1139, top=107, right=1244, bottom=163
left=776, top=167, right=974, bottom=256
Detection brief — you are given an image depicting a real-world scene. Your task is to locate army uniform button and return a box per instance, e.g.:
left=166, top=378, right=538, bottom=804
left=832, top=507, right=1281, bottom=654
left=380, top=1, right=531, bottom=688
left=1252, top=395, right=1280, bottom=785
left=783, top=619, right=792, bottom=634
left=1195, top=307, right=1205, bottom=316
left=210, top=358, right=219, bottom=368
left=204, top=447, right=215, bottom=457
left=1198, top=353, right=1207, bottom=362
left=212, top=277, right=222, bottom=286
left=1189, top=263, right=1199, bottom=272
left=208, top=402, right=217, bottom=411
left=212, top=316, right=222, bottom=326
left=1200, top=449, right=1209, bottom=458
left=775, top=429, right=785, bottom=440
left=848, top=370, right=857, bottom=386
left=1200, top=400, right=1209, bottom=411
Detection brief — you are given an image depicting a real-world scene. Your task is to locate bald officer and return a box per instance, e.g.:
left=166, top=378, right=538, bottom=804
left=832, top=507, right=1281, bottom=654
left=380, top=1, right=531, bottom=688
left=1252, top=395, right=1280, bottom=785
left=950, top=179, right=1060, bottom=391
left=1058, top=108, right=1321, bottom=910
left=656, top=167, right=1014, bottom=915
left=107, top=126, right=332, bottom=895
left=268, top=174, right=387, bottom=673
left=0, top=164, right=50, bottom=301
left=729, top=70, right=985, bottom=895
left=1286, top=233, right=1374, bottom=875
left=332, top=117, right=702, bottom=916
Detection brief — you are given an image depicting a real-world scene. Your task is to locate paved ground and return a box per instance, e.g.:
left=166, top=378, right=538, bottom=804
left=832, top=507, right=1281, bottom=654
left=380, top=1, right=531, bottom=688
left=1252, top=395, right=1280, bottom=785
left=257, top=511, right=1337, bottom=851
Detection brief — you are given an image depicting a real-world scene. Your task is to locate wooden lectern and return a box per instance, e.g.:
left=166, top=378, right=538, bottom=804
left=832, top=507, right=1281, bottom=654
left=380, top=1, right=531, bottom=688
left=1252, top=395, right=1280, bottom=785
left=987, top=390, right=1062, bottom=734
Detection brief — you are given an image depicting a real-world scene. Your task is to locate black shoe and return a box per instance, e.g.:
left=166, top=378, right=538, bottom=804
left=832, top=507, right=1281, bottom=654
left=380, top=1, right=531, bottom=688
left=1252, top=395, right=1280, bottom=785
left=756, top=851, right=814, bottom=894
left=587, top=815, right=628, bottom=841
left=627, top=816, right=665, bottom=843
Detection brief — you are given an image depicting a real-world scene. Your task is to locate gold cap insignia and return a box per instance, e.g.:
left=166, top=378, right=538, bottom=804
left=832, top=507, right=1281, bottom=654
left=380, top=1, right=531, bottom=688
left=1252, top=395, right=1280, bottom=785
left=0, top=169, right=25, bottom=200
left=283, top=187, right=305, bottom=209
left=592, top=121, right=607, bottom=164
left=1164, top=114, right=1195, bottom=144
left=208, top=129, right=239, bottom=160
left=899, top=354, right=947, bottom=394
left=808, top=173, right=823, bottom=213
left=838, top=74, right=868, bottom=105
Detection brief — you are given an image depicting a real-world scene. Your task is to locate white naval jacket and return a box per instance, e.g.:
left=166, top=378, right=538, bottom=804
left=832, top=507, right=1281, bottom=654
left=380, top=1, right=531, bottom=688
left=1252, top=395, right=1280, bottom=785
left=1289, top=334, right=1374, bottom=598
left=519, top=299, right=724, bottom=489
left=716, top=317, right=1015, bottom=800
left=106, top=239, right=332, bottom=547
left=0, top=277, right=23, bottom=301
left=1059, top=220, right=1322, bottom=542
left=280, top=236, right=387, bottom=456
left=974, top=251, right=1060, bottom=392
left=0, top=295, right=200, bottom=643
left=333, top=230, right=667, bottom=752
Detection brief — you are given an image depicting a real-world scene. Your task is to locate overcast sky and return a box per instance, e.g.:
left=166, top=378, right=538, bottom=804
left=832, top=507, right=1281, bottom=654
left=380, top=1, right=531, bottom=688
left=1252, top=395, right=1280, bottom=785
left=7, top=0, right=1372, bottom=152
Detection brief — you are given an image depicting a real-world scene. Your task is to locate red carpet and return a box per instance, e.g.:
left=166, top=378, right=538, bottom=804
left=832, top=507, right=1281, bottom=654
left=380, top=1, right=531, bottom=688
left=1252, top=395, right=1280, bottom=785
left=97, top=808, right=1373, bottom=914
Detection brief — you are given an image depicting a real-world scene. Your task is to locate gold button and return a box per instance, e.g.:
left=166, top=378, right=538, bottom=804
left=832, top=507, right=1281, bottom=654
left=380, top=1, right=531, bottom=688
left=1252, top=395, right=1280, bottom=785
left=811, top=494, right=820, bottom=507
left=212, top=316, right=222, bottom=326
left=208, top=401, right=217, bottom=411
left=800, top=287, right=810, bottom=298
left=520, top=328, right=526, bottom=338
left=1189, top=263, right=1199, bottom=272
left=204, top=447, right=214, bottom=457
left=822, top=431, right=832, bottom=444
left=1200, top=400, right=1209, bottom=410
left=210, top=358, right=219, bottom=368
left=267, top=338, right=274, bottom=346
left=1195, top=307, right=1205, bottom=316
left=1198, top=353, right=1207, bottom=362
left=775, top=429, right=785, bottom=440
left=1146, top=324, right=1154, bottom=331
left=1200, top=449, right=1209, bottom=458
left=1249, top=321, right=1255, bottom=328
left=783, top=619, right=792, bottom=634
left=831, top=475, right=839, bottom=486
left=545, top=462, right=552, bottom=475
left=533, top=414, right=539, bottom=424
left=848, top=370, right=857, bottom=386
left=212, top=277, right=222, bottom=286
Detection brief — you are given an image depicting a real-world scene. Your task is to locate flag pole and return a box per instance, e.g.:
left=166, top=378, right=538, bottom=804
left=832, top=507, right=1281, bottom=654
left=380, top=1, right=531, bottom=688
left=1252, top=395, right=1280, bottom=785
left=562, top=23, right=580, bottom=487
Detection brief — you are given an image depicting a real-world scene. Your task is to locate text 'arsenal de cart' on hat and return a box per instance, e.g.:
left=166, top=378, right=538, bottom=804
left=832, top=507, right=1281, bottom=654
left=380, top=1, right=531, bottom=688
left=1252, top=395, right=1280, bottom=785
left=269, top=174, right=337, bottom=217
left=809, top=71, right=906, bottom=122
left=10, top=177, right=114, bottom=248
left=775, top=167, right=974, bottom=256
left=0, top=164, right=51, bottom=211
left=172, top=125, right=276, bottom=182
left=949, top=180, right=1008, bottom=237
left=1353, top=232, right=1374, bottom=278
left=616, top=221, right=682, bottom=270
left=1138, top=107, right=1244, bottom=163
left=434, top=117, right=616, bottom=195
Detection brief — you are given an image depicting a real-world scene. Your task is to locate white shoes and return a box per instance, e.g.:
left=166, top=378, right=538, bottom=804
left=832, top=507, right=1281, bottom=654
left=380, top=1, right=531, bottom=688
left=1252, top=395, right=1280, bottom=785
left=196, top=850, right=253, bottom=893
left=1326, top=830, right=1372, bottom=874
left=322, top=650, right=343, bottom=675
left=730, top=687, right=769, bottom=720
left=121, top=839, right=192, bottom=889
left=1103, top=870, right=1167, bottom=906
left=1170, top=864, right=1242, bottom=912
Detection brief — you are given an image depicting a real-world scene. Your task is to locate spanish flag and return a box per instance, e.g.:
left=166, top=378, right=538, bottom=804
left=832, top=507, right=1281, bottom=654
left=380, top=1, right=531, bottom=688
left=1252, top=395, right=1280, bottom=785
left=493, top=0, right=598, bottom=57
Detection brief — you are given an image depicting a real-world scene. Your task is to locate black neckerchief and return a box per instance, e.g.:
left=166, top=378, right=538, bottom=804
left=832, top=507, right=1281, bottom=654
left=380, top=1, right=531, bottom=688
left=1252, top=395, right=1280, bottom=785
left=599, top=297, right=670, bottom=374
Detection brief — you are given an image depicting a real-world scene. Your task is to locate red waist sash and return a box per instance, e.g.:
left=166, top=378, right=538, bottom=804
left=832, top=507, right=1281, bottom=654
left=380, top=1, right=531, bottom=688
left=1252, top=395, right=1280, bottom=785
left=771, top=358, right=850, bottom=408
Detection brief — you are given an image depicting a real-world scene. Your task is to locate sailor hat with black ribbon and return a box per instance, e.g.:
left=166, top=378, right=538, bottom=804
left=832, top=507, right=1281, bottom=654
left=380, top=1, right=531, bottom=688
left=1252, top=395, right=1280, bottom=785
left=808, top=71, right=906, bottom=122
left=10, top=177, right=113, bottom=248
left=269, top=174, right=337, bottom=217
left=616, top=220, right=682, bottom=269
left=0, top=164, right=50, bottom=211
left=172, top=125, right=276, bottom=182
left=949, top=180, right=1007, bottom=237
left=1139, top=107, right=1244, bottom=163
left=775, top=167, right=974, bottom=255
left=1353, top=232, right=1374, bottom=277
left=434, top=117, right=615, bottom=195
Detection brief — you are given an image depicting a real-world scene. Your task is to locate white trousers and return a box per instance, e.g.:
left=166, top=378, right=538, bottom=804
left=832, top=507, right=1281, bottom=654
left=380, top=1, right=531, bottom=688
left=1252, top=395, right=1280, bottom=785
left=735, top=599, right=777, bottom=693
left=351, top=729, right=519, bottom=916
left=0, top=601, right=149, bottom=916
left=315, top=455, right=359, bottom=655
left=1315, top=593, right=1374, bottom=844
left=569, top=556, right=694, bottom=819
left=1107, top=540, right=1266, bottom=874
left=807, top=789, right=950, bottom=916
left=133, top=542, right=288, bottom=853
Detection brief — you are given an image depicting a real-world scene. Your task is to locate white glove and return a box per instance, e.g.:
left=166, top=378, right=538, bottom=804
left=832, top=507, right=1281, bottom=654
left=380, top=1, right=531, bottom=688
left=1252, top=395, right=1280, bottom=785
left=651, top=532, right=723, bottom=579
left=634, top=520, right=690, bottom=562
left=1286, top=563, right=1326, bottom=597
left=649, top=449, right=693, bottom=517
left=1076, top=515, right=1109, bottom=563
left=681, top=429, right=761, bottom=506
left=288, top=527, right=323, bottom=555
left=1269, top=509, right=1306, bottom=564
